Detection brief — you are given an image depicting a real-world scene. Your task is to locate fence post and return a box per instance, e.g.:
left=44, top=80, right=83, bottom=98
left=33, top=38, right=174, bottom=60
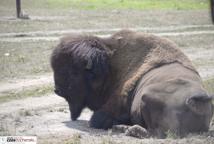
left=211, top=0, right=214, bottom=23
left=16, top=0, right=21, bottom=18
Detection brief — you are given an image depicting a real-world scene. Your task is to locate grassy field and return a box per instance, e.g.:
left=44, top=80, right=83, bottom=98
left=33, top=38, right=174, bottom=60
left=44, top=0, right=209, bottom=10
left=204, top=78, right=214, bottom=94
left=0, top=0, right=208, bottom=10
left=0, top=41, right=55, bottom=81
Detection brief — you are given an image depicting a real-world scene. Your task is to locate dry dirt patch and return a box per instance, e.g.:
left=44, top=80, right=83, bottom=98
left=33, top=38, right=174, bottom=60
left=0, top=94, right=214, bottom=144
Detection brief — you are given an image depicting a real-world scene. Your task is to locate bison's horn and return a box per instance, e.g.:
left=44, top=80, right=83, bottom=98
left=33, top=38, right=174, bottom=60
left=86, top=59, right=93, bottom=70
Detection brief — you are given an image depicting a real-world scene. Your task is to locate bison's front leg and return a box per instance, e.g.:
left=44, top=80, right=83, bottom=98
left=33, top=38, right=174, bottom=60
left=89, top=110, right=130, bottom=129
left=89, top=110, right=114, bottom=129
left=89, top=93, right=131, bottom=129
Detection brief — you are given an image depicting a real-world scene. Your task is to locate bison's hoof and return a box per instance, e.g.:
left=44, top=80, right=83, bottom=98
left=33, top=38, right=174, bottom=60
left=89, top=110, right=113, bottom=130
left=112, top=125, right=130, bottom=133
left=125, top=125, right=149, bottom=139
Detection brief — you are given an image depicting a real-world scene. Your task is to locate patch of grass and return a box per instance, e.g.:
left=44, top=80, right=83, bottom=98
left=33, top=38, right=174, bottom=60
left=37, top=0, right=209, bottom=10
left=204, top=78, right=214, bottom=94
left=18, top=109, right=33, bottom=116
left=193, top=60, right=214, bottom=68
left=165, top=130, right=178, bottom=139
left=0, top=0, right=209, bottom=11
left=64, top=134, right=81, bottom=144
left=0, top=124, right=10, bottom=136
left=0, top=84, right=53, bottom=103
left=101, top=136, right=115, bottom=144
left=0, top=41, right=56, bottom=81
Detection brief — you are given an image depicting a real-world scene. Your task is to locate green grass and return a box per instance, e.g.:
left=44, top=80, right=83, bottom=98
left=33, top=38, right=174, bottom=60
left=42, top=0, right=209, bottom=10
left=18, top=109, right=34, bottom=117
left=64, top=134, right=81, bottom=144
left=204, top=78, right=214, bottom=94
left=0, top=84, right=53, bottom=103
left=0, top=41, right=56, bottom=81
left=0, top=0, right=209, bottom=11
left=101, top=137, right=115, bottom=144
left=165, top=130, right=178, bottom=139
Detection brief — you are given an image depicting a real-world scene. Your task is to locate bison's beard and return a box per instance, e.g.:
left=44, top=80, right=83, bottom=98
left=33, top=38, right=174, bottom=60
left=68, top=102, right=85, bottom=121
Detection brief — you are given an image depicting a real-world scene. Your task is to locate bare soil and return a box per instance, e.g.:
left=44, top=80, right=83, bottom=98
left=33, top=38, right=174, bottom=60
left=0, top=94, right=214, bottom=144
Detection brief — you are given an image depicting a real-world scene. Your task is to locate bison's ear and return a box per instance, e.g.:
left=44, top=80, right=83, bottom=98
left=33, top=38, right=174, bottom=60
left=115, top=36, right=124, bottom=46
left=102, top=36, right=123, bottom=50
left=85, top=59, right=93, bottom=70
left=186, top=94, right=212, bottom=115
left=115, top=36, right=123, bottom=41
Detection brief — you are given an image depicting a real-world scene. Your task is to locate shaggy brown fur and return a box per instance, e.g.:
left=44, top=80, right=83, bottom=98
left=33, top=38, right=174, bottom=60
left=100, top=30, right=198, bottom=117
left=51, top=34, right=112, bottom=120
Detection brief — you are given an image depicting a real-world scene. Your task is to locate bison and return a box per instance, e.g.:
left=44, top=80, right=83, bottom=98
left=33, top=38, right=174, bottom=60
left=51, top=30, right=213, bottom=137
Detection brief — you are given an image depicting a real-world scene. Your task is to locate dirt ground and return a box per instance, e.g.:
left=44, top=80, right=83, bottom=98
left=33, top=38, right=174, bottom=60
left=0, top=2, right=214, bottom=143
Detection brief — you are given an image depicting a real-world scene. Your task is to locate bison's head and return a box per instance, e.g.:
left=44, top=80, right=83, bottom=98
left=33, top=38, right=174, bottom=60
left=51, top=35, right=112, bottom=120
